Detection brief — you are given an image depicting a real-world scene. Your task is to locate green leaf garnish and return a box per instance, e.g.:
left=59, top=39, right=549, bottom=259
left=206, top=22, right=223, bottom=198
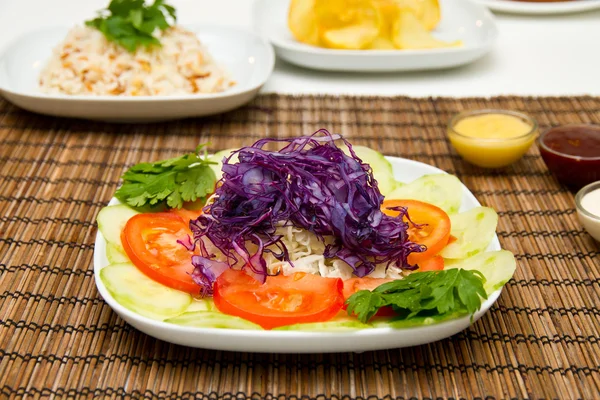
left=345, top=269, right=488, bottom=324
left=85, top=0, right=177, bottom=52
left=115, top=145, right=217, bottom=210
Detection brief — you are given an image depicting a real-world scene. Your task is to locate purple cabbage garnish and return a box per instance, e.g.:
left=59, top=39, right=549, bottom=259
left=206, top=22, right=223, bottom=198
left=190, top=255, right=229, bottom=296
left=189, top=130, right=424, bottom=293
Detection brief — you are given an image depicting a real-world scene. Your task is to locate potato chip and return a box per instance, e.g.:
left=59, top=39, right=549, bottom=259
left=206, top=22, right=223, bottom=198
left=392, top=10, right=461, bottom=50
left=314, top=0, right=382, bottom=31
left=314, top=0, right=382, bottom=49
left=288, top=0, right=320, bottom=46
left=373, top=0, right=398, bottom=38
left=375, top=0, right=440, bottom=31
left=288, top=0, right=452, bottom=51
left=368, top=36, right=396, bottom=50
left=419, top=0, right=441, bottom=31
left=323, top=23, right=381, bottom=49
left=390, top=0, right=422, bottom=17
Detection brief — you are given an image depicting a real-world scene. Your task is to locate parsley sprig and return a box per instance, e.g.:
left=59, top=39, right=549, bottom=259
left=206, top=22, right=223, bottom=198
left=346, top=269, right=488, bottom=323
left=85, top=0, right=177, bottom=52
left=115, top=145, right=216, bottom=210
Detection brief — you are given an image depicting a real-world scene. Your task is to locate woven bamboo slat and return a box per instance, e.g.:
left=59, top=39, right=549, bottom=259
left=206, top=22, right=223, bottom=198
left=1, top=95, right=599, bottom=399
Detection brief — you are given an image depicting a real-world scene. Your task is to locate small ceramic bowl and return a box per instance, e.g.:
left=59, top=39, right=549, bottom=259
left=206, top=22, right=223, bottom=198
left=447, top=109, right=538, bottom=168
left=538, top=124, right=600, bottom=190
left=575, top=180, right=600, bottom=242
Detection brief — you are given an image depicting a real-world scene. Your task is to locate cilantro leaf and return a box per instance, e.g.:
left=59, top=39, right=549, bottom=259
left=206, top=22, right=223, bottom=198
left=456, top=269, right=487, bottom=314
left=85, top=0, right=177, bottom=52
left=345, top=269, right=488, bottom=324
left=115, top=145, right=217, bottom=211
left=129, top=9, right=144, bottom=29
left=108, top=0, right=145, bottom=16
left=345, top=290, right=386, bottom=323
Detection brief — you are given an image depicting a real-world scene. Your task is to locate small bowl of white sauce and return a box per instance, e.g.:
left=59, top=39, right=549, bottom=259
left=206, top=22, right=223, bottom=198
left=575, top=180, right=600, bottom=242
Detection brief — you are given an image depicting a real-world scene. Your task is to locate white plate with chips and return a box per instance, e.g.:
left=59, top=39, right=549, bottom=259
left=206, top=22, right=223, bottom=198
left=475, top=0, right=600, bottom=15
left=252, top=0, right=498, bottom=72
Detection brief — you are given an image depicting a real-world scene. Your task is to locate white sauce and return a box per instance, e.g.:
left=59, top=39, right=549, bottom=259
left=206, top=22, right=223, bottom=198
left=578, top=187, right=600, bottom=242
left=582, top=189, right=600, bottom=217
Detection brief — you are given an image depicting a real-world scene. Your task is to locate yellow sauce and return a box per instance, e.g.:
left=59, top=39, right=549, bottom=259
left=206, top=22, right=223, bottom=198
left=448, top=112, right=537, bottom=168
left=454, top=114, right=532, bottom=139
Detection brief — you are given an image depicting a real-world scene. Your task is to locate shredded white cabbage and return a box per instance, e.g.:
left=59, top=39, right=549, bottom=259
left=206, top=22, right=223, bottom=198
left=263, top=226, right=405, bottom=280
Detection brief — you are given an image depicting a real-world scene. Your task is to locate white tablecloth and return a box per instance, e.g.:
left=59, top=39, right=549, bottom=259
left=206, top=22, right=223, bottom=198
left=1, top=0, right=598, bottom=97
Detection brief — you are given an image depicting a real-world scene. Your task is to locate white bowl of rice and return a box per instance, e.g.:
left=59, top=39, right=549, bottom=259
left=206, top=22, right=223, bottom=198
left=0, top=24, right=274, bottom=122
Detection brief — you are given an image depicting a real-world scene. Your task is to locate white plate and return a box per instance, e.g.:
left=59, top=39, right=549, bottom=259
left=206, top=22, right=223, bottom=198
left=474, top=0, right=600, bottom=15
left=93, top=156, right=504, bottom=353
left=252, top=0, right=498, bottom=72
left=0, top=25, right=275, bottom=122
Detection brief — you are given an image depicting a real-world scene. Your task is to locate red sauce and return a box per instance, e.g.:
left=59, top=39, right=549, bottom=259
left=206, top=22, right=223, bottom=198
left=539, top=124, right=600, bottom=190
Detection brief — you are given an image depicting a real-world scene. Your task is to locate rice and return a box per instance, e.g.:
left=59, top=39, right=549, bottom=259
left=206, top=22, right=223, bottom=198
left=39, top=25, right=235, bottom=96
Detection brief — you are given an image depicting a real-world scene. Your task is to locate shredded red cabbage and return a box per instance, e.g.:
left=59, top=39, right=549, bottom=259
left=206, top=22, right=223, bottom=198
left=189, top=130, right=424, bottom=293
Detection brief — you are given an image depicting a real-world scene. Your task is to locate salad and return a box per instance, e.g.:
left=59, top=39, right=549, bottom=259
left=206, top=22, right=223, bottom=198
left=96, top=131, right=516, bottom=331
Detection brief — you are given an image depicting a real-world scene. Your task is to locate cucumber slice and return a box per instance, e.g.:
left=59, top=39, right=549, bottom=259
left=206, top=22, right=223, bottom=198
left=371, top=312, right=463, bottom=329
left=274, top=320, right=372, bottom=331
left=349, top=145, right=398, bottom=196
left=100, top=263, right=192, bottom=320
left=445, top=250, right=516, bottom=294
left=165, top=311, right=263, bottom=330
left=375, top=172, right=399, bottom=197
left=440, top=207, right=498, bottom=259
left=106, top=242, right=129, bottom=264
left=386, top=174, right=463, bottom=214
left=183, top=298, right=216, bottom=313
left=208, top=149, right=239, bottom=180
left=96, top=204, right=139, bottom=245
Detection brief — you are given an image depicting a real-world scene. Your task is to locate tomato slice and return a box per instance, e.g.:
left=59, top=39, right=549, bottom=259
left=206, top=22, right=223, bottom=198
left=121, top=212, right=200, bottom=294
left=342, top=277, right=393, bottom=300
left=381, top=199, right=451, bottom=265
left=417, top=255, right=444, bottom=271
left=169, top=207, right=203, bottom=223
left=213, top=269, right=344, bottom=329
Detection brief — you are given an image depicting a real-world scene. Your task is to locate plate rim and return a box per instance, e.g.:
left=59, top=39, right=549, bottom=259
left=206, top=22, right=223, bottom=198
left=474, top=0, right=600, bottom=14
left=0, top=24, right=275, bottom=102
left=93, top=155, right=505, bottom=348
left=252, top=0, right=499, bottom=57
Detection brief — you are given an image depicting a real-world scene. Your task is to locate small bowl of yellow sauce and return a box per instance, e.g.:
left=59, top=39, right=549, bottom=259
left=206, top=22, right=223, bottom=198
left=448, top=109, right=538, bottom=168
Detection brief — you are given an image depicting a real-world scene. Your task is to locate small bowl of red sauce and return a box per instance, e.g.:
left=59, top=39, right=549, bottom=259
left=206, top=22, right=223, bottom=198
left=538, top=124, right=600, bottom=190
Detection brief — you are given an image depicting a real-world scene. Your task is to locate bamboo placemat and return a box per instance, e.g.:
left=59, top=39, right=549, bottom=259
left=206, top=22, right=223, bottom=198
left=1, top=94, right=599, bottom=399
